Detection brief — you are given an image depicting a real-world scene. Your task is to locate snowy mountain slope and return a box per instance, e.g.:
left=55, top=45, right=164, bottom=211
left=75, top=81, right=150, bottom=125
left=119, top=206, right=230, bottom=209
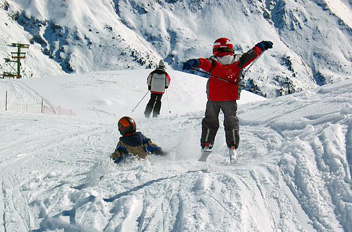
left=0, top=69, right=351, bottom=231
left=0, top=1, right=63, bottom=77
left=1, top=0, right=352, bottom=97
left=0, top=0, right=157, bottom=76
left=325, top=0, right=352, bottom=28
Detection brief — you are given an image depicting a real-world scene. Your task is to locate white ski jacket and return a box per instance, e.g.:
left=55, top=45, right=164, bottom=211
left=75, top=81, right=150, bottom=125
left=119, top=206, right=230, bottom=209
left=147, top=69, right=171, bottom=94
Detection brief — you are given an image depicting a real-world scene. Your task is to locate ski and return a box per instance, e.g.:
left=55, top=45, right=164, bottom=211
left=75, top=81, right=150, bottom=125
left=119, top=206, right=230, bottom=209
left=229, top=147, right=237, bottom=164
left=198, top=147, right=237, bottom=163
left=229, top=155, right=237, bottom=164
left=198, top=150, right=212, bottom=162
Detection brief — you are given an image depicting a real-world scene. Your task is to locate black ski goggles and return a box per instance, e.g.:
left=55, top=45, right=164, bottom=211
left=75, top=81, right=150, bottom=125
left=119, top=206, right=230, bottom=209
left=213, top=47, right=234, bottom=54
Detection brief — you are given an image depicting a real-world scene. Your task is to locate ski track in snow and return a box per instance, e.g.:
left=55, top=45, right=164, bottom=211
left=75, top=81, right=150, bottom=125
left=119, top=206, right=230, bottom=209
left=1, top=74, right=352, bottom=231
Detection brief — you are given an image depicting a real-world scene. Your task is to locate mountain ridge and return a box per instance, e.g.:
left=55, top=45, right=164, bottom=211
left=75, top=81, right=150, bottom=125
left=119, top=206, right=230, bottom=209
left=1, top=0, right=351, bottom=97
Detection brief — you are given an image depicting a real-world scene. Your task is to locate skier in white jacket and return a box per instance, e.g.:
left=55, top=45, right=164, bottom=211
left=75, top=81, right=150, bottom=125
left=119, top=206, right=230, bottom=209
left=144, top=60, right=171, bottom=118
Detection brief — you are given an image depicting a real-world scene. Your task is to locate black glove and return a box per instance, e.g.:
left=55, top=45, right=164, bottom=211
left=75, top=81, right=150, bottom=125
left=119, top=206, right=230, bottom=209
left=153, top=148, right=167, bottom=156
left=182, top=59, right=200, bottom=70
left=256, top=41, right=273, bottom=51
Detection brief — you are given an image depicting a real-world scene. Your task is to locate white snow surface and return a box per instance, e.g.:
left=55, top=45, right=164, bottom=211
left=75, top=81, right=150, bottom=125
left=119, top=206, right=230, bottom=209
left=1, top=69, right=352, bottom=232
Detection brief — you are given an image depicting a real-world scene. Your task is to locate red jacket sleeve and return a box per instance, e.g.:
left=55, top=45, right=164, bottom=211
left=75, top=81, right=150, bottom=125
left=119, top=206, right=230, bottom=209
left=197, top=58, right=214, bottom=73
left=166, top=73, right=171, bottom=87
left=237, top=46, right=263, bottom=69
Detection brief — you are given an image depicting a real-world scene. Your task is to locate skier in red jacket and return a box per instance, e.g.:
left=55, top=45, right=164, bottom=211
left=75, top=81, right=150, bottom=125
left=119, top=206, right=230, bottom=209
left=183, top=38, right=273, bottom=162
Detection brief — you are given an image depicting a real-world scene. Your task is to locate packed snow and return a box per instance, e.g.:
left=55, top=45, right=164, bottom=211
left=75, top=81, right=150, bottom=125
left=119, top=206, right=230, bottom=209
left=1, top=69, right=351, bottom=231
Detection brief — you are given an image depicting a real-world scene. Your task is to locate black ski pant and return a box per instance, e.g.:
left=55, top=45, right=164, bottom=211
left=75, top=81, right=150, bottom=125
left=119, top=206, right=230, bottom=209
left=144, top=93, right=163, bottom=118
left=200, top=100, right=239, bottom=149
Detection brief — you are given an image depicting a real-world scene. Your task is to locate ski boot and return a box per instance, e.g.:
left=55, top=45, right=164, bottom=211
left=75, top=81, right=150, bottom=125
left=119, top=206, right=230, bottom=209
left=229, top=146, right=237, bottom=164
left=199, top=143, right=213, bottom=162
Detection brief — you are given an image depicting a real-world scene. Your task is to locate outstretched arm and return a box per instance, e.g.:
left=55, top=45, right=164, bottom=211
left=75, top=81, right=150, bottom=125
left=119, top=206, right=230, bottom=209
left=182, top=58, right=216, bottom=74
left=182, top=59, right=200, bottom=71
left=238, top=41, right=273, bottom=69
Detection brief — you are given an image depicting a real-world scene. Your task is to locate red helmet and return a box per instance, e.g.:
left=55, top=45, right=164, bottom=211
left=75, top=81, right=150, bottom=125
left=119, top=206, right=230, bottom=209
left=118, top=116, right=136, bottom=135
left=213, top=38, right=234, bottom=57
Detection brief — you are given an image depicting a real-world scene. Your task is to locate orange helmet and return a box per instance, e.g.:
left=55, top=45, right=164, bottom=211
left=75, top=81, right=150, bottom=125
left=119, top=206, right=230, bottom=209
left=118, top=116, right=136, bottom=135
left=213, top=38, right=234, bottom=57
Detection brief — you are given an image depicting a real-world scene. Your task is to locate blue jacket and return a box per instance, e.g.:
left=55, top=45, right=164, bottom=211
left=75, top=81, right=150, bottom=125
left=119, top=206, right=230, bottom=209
left=111, top=132, right=163, bottom=163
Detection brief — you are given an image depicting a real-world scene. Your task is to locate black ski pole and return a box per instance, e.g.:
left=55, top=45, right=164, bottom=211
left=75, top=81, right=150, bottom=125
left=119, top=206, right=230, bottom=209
left=191, top=54, right=263, bottom=83
left=191, top=68, right=243, bottom=86
left=242, top=53, right=262, bottom=76
left=190, top=52, right=264, bottom=87
left=132, top=91, right=149, bottom=112
left=166, top=90, right=171, bottom=113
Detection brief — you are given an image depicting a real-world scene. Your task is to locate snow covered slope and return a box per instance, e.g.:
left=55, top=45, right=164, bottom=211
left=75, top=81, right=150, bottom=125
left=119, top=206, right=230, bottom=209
left=0, top=69, right=351, bottom=231
left=1, top=0, right=352, bottom=97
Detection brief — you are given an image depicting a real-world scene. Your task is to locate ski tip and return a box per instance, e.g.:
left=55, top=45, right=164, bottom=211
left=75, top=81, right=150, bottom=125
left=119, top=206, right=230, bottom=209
left=198, top=151, right=211, bottom=162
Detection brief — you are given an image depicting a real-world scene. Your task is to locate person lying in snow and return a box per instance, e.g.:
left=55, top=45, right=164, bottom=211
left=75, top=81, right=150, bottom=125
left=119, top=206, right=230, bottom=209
left=111, top=116, right=165, bottom=163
